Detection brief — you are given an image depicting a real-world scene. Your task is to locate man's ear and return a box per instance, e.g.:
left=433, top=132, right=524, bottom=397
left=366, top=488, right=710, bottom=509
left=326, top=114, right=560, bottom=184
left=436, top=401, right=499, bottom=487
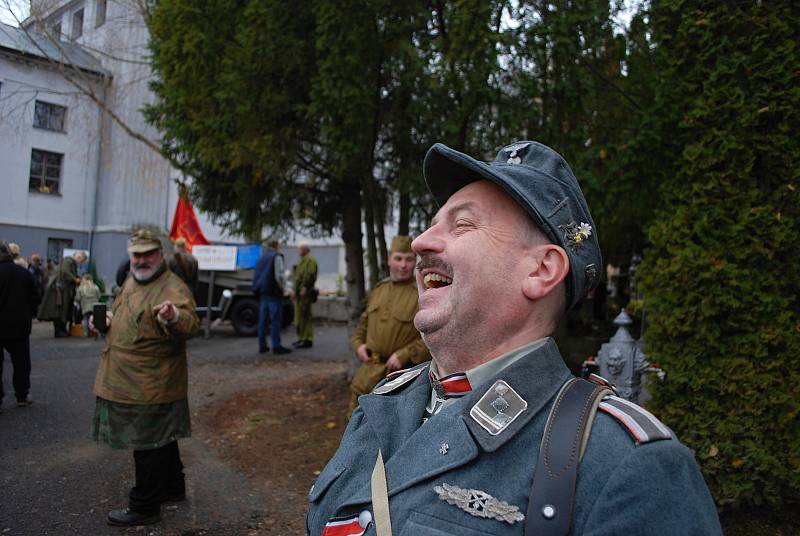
left=521, top=245, right=570, bottom=301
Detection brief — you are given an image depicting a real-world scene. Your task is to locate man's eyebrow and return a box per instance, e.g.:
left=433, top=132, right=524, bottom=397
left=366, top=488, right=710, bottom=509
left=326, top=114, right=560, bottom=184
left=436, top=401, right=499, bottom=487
left=447, top=201, right=479, bottom=215
left=430, top=201, right=480, bottom=227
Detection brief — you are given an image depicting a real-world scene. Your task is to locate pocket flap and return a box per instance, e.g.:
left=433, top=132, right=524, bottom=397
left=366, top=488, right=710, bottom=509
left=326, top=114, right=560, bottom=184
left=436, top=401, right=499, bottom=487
left=399, top=511, right=498, bottom=536
left=391, top=306, right=415, bottom=323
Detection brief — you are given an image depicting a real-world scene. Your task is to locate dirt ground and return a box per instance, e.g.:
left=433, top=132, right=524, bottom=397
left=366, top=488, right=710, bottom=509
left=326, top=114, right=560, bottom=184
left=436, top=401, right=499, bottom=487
left=195, top=360, right=351, bottom=535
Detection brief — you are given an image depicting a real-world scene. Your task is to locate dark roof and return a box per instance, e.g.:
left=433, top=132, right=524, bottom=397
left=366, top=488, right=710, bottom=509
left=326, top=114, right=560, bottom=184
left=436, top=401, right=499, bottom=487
left=0, top=22, right=109, bottom=76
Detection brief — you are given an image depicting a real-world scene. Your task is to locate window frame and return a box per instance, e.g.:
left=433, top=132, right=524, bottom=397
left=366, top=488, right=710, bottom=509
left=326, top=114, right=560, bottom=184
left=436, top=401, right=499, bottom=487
left=95, top=0, right=107, bottom=27
left=29, top=148, right=64, bottom=196
left=47, top=238, right=73, bottom=263
left=33, top=100, right=67, bottom=133
left=71, top=8, right=84, bottom=40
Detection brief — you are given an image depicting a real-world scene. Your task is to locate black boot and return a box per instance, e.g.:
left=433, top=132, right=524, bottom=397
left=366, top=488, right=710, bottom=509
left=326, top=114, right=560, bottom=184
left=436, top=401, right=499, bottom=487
left=107, top=508, right=161, bottom=526
left=54, top=321, right=69, bottom=338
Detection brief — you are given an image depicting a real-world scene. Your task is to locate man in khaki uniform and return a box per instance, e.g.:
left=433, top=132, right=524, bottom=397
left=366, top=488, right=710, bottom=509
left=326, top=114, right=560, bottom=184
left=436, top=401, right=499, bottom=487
left=292, top=242, right=318, bottom=348
left=91, top=229, right=200, bottom=527
left=349, top=236, right=429, bottom=412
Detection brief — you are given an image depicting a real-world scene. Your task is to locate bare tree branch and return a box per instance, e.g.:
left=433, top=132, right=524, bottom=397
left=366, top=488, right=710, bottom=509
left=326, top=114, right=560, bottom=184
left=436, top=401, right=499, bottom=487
left=1, top=0, right=169, bottom=158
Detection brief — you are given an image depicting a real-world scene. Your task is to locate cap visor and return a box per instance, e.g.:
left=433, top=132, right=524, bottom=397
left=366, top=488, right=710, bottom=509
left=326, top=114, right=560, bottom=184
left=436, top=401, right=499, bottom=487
left=422, top=143, right=550, bottom=233
left=423, top=144, right=498, bottom=206
left=127, top=244, right=161, bottom=254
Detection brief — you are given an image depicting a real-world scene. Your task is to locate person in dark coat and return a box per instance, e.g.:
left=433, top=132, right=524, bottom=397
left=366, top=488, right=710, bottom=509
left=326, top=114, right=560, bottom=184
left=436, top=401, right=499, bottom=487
left=116, top=256, right=131, bottom=288
left=167, top=238, right=199, bottom=297
left=252, top=239, right=291, bottom=355
left=28, top=254, right=44, bottom=294
left=38, top=250, right=85, bottom=337
left=0, top=241, right=40, bottom=410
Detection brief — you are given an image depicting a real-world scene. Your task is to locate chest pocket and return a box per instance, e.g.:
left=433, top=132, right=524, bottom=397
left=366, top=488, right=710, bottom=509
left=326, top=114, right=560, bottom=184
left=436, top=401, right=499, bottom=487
left=133, top=308, right=166, bottom=343
left=391, top=303, right=416, bottom=323
left=399, top=511, right=498, bottom=536
left=389, top=292, right=416, bottom=323
left=367, top=302, right=382, bottom=320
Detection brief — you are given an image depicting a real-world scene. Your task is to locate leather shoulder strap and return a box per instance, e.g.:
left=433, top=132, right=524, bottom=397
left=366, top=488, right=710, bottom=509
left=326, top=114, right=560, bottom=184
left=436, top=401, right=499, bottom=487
left=525, top=378, right=611, bottom=536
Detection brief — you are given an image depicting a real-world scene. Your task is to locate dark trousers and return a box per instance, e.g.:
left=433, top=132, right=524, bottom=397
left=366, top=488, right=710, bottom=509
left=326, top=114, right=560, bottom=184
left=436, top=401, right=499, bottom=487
left=0, top=337, right=31, bottom=402
left=53, top=320, right=67, bottom=336
left=257, top=295, right=282, bottom=351
left=129, top=441, right=185, bottom=514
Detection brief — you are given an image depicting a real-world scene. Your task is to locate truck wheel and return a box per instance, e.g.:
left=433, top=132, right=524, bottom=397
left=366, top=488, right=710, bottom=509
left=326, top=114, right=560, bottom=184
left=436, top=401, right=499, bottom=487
left=230, top=298, right=259, bottom=337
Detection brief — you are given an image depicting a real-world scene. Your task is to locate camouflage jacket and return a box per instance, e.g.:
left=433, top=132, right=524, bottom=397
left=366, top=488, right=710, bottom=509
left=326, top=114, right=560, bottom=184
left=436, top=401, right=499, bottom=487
left=94, top=268, right=200, bottom=404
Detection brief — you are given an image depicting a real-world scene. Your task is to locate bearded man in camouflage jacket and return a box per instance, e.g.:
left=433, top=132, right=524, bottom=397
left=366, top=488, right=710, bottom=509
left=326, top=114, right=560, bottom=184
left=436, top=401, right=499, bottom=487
left=91, top=229, right=200, bottom=527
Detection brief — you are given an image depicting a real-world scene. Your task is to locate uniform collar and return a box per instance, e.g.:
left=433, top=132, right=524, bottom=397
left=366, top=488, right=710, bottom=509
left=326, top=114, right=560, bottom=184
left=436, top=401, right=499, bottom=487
left=363, top=337, right=570, bottom=455
left=427, top=337, right=551, bottom=415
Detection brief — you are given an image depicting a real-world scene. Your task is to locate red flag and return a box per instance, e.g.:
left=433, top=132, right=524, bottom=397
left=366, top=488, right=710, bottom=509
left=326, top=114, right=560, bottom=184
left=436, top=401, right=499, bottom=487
left=169, top=183, right=210, bottom=252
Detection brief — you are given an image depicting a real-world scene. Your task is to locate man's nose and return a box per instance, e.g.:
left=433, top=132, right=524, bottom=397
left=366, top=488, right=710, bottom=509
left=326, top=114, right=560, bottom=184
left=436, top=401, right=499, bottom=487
left=412, top=226, right=444, bottom=254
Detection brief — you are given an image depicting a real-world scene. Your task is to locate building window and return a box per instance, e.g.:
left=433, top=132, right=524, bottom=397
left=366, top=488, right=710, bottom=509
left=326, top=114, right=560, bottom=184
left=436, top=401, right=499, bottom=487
left=71, top=8, right=84, bottom=39
left=47, top=238, right=73, bottom=263
left=33, top=100, right=67, bottom=132
left=29, top=149, right=63, bottom=195
left=51, top=22, right=61, bottom=39
left=95, top=0, right=107, bottom=27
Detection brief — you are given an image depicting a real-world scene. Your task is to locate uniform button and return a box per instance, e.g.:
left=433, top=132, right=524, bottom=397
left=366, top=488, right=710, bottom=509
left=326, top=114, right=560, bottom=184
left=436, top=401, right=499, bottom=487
left=358, top=510, right=372, bottom=528
left=541, top=504, right=556, bottom=519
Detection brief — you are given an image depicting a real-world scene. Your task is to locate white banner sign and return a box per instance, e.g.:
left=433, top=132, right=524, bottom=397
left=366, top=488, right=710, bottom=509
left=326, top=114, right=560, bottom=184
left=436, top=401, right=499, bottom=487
left=193, top=245, right=237, bottom=271
left=63, top=248, right=90, bottom=261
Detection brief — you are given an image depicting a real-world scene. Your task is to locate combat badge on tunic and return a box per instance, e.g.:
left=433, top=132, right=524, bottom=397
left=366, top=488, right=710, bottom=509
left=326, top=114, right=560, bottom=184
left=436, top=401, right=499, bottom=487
left=433, top=483, right=525, bottom=525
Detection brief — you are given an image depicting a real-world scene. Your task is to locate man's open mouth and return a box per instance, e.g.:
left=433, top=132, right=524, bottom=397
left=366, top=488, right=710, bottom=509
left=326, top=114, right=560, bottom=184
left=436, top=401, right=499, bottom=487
left=423, top=272, right=452, bottom=289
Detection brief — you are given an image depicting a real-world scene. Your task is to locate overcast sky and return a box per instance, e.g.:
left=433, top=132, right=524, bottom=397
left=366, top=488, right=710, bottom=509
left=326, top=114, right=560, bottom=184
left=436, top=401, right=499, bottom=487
left=0, top=0, right=29, bottom=26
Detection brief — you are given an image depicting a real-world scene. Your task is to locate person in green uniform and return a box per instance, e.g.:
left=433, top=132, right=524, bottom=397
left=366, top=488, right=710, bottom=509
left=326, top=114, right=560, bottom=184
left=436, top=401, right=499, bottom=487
left=38, top=250, right=85, bottom=337
left=349, top=236, right=430, bottom=412
left=292, top=242, right=318, bottom=349
left=91, top=229, right=200, bottom=527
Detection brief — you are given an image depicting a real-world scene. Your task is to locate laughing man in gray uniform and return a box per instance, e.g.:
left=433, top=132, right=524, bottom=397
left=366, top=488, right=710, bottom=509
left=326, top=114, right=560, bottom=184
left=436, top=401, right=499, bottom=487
left=307, top=141, right=722, bottom=535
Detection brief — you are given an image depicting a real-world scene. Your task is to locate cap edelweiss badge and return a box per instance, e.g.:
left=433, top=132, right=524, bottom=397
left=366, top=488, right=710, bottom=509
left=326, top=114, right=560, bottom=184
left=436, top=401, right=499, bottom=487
left=559, top=221, right=592, bottom=251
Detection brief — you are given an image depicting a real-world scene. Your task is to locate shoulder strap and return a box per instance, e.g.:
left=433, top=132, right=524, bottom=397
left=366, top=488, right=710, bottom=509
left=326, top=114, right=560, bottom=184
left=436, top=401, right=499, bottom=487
left=525, top=378, right=612, bottom=536
left=598, top=395, right=673, bottom=444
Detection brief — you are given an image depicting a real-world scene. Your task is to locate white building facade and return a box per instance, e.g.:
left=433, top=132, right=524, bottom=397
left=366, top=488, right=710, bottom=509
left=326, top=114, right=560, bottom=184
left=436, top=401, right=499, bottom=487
left=0, top=17, right=107, bottom=263
left=0, top=0, right=347, bottom=291
left=0, top=0, right=241, bottom=287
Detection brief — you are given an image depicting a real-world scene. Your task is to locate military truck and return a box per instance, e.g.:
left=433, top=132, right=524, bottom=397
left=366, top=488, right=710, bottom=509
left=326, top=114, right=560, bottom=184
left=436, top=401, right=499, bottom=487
left=196, top=269, right=293, bottom=336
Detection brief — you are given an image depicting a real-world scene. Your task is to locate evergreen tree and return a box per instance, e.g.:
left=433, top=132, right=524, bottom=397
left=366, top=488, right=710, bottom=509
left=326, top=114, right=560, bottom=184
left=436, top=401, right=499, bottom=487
left=639, top=0, right=800, bottom=508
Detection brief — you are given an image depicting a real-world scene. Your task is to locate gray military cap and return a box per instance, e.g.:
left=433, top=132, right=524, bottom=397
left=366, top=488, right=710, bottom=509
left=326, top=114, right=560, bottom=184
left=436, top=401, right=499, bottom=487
left=422, top=140, right=602, bottom=312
